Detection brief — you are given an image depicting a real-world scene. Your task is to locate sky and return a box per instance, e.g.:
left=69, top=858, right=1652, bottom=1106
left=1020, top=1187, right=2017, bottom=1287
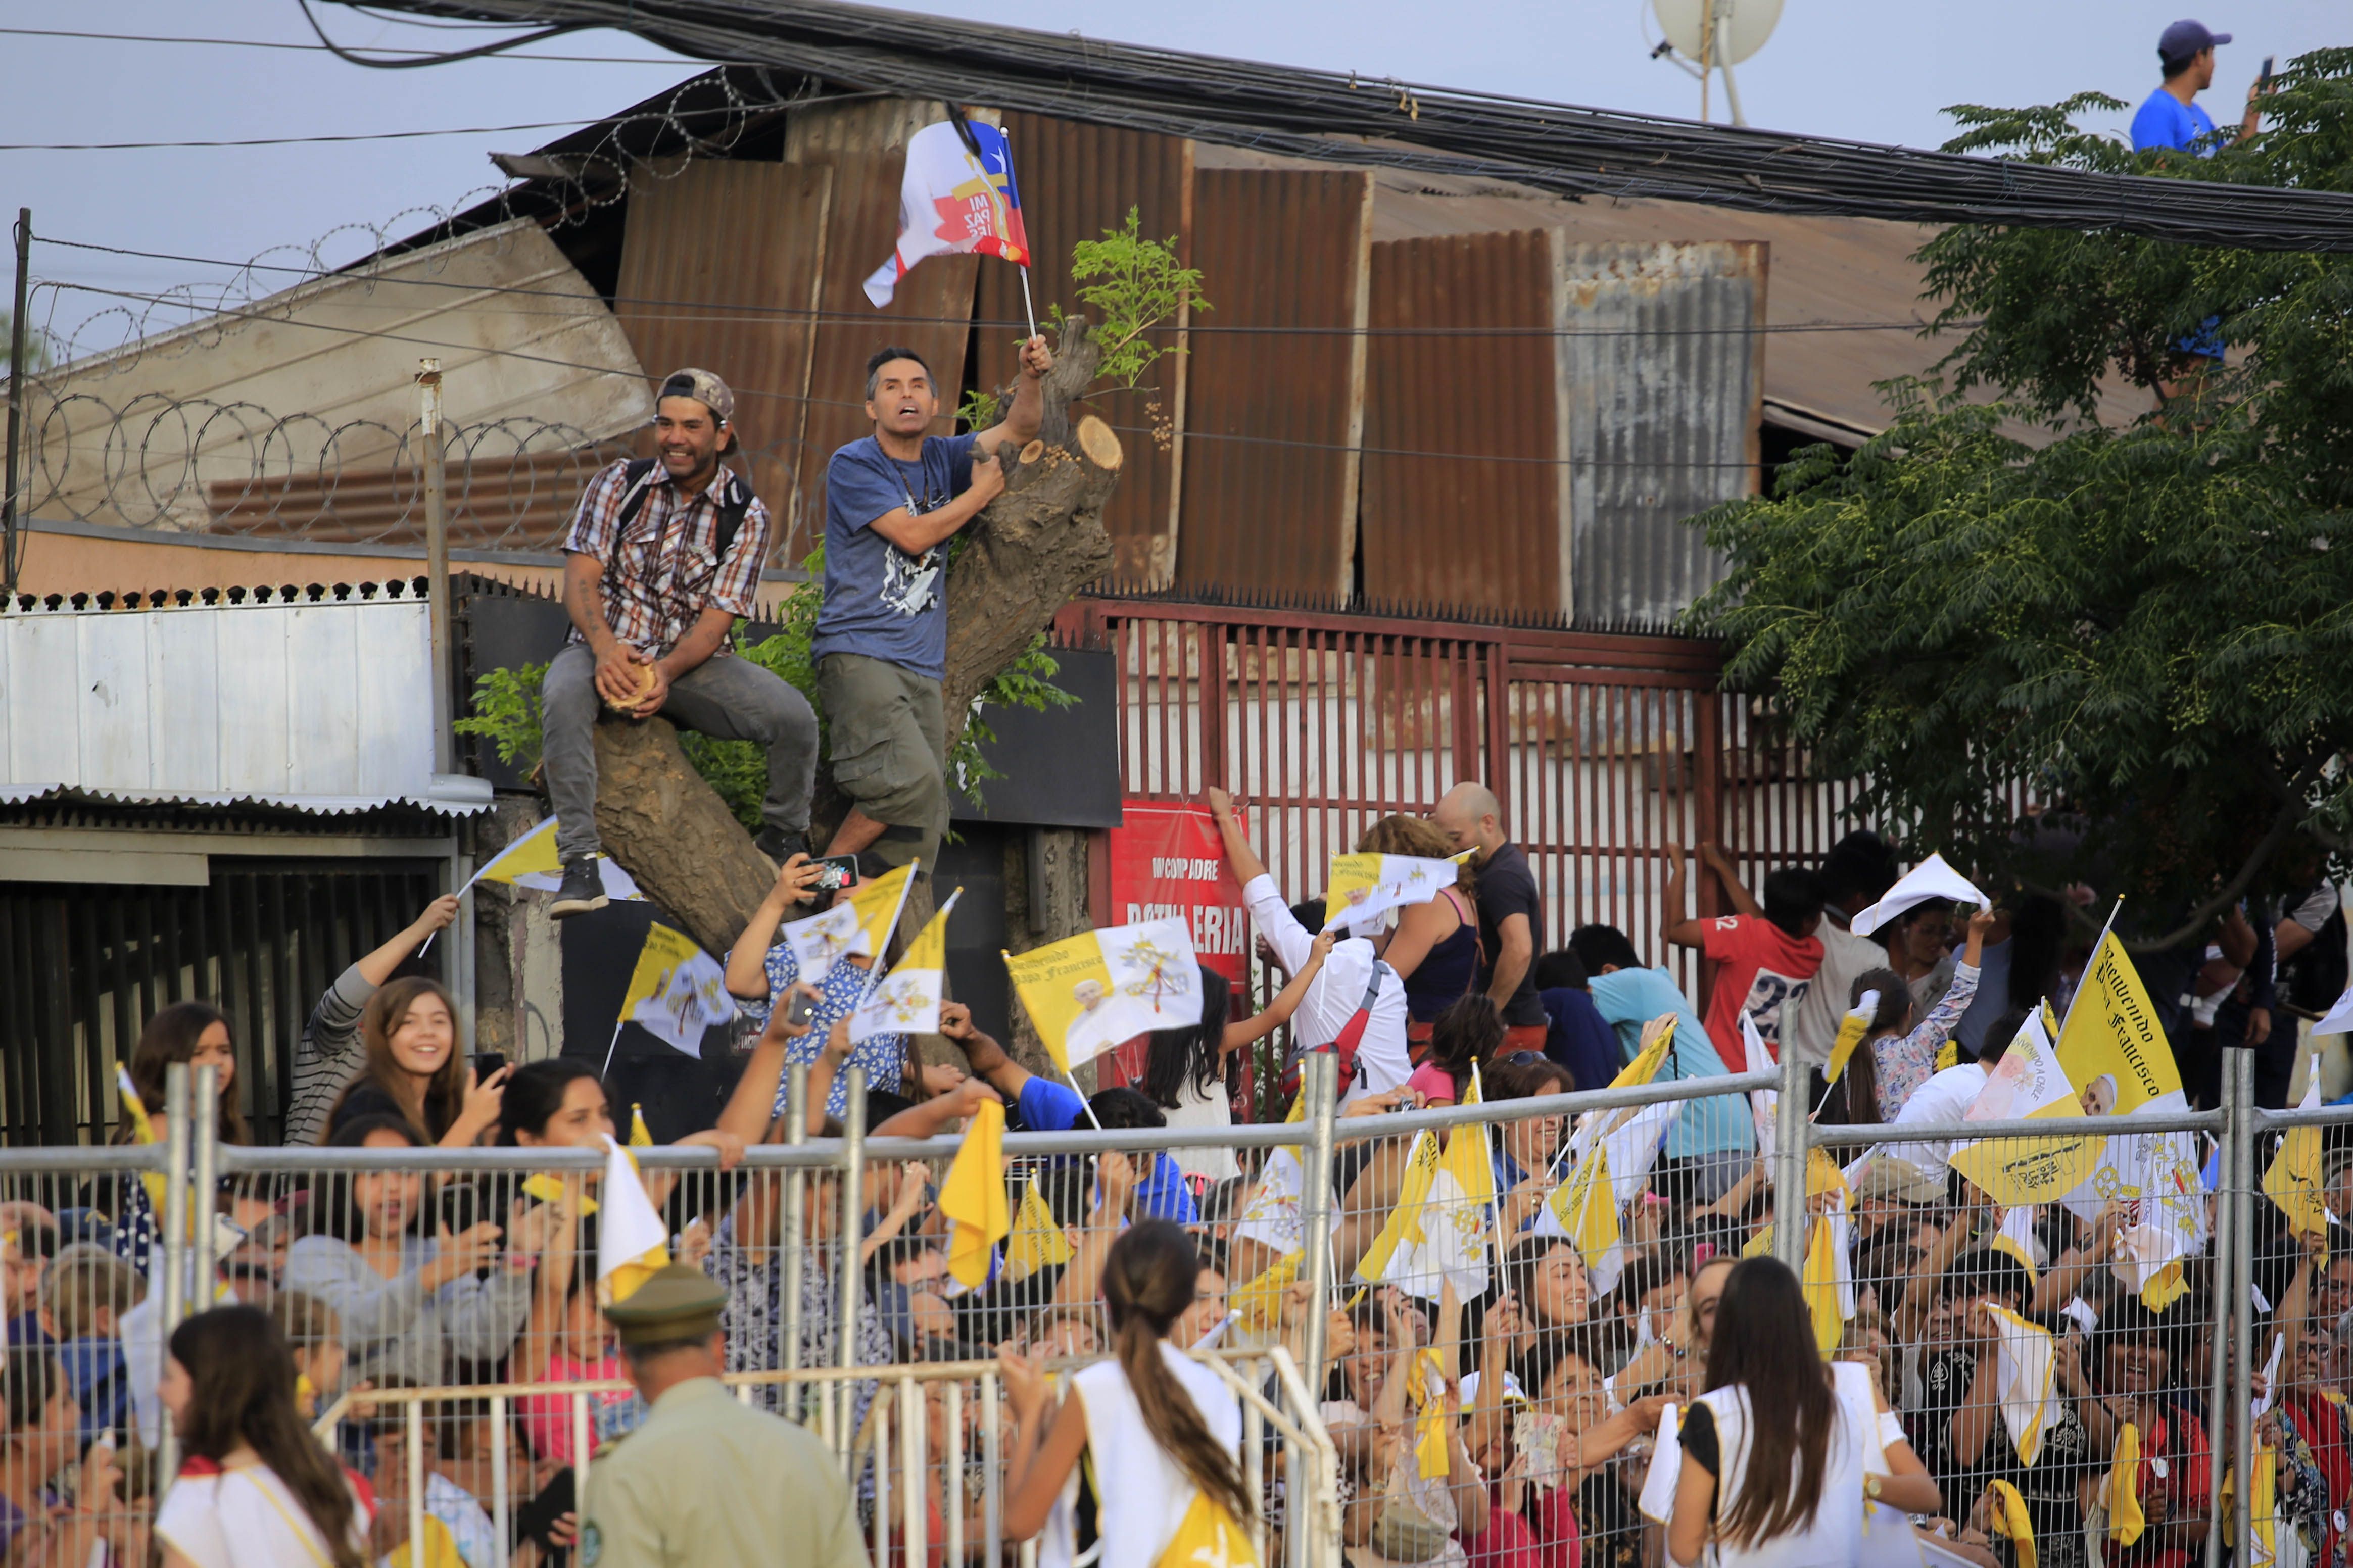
left=4, top=0, right=2343, bottom=359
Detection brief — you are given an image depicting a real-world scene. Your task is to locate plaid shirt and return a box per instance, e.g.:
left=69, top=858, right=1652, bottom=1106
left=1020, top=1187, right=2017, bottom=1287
left=562, top=459, right=770, bottom=657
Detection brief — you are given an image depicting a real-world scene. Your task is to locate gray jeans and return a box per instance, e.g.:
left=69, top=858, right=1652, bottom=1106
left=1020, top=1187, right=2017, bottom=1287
left=542, top=642, right=818, bottom=862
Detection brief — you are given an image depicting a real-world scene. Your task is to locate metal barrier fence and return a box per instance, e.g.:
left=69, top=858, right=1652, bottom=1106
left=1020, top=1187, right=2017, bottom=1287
left=2, top=1048, right=2334, bottom=1568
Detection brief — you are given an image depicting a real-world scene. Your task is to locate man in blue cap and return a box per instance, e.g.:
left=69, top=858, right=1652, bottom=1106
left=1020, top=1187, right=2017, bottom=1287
left=2131, top=19, right=2263, bottom=153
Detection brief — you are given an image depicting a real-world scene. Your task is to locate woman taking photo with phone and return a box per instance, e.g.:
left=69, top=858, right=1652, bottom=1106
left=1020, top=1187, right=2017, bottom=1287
left=1666, top=1258, right=1938, bottom=1567
left=153, top=1305, right=369, bottom=1568
left=723, top=853, right=911, bottom=1120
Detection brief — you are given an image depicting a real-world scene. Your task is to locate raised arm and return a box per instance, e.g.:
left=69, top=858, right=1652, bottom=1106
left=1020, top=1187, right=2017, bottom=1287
left=1206, top=787, right=1272, bottom=887
left=1661, top=843, right=1710, bottom=952
left=716, top=984, right=817, bottom=1145
left=1700, top=843, right=1762, bottom=919
left=1209, top=787, right=1315, bottom=974
left=725, top=856, right=825, bottom=999
left=1223, top=930, right=1335, bottom=1052
left=1050, top=1152, right=1137, bottom=1309
left=969, top=336, right=1052, bottom=455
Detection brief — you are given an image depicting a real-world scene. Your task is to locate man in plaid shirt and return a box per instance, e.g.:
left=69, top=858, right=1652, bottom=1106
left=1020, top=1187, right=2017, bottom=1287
left=541, top=367, right=818, bottom=916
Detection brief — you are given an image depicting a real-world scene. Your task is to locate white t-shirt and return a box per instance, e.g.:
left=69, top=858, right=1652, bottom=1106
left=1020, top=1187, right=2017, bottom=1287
left=1692, top=1361, right=1878, bottom=1568
left=1241, top=874, right=1411, bottom=1103
left=1072, top=1343, right=1244, bottom=1568
left=156, top=1462, right=370, bottom=1568
left=1165, top=1076, right=1239, bottom=1182
left=1878, top=1060, right=1990, bottom=1175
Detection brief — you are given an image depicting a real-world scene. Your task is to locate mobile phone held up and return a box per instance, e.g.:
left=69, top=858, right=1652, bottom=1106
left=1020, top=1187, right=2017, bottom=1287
left=784, top=988, right=816, bottom=1029
left=811, top=854, right=859, bottom=892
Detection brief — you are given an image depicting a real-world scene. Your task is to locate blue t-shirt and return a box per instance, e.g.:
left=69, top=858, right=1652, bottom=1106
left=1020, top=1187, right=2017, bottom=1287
left=1538, top=986, right=1624, bottom=1096
left=2131, top=88, right=2218, bottom=153
left=1584, top=966, right=1753, bottom=1160
left=1014, top=1077, right=1198, bottom=1224
left=812, top=432, right=978, bottom=680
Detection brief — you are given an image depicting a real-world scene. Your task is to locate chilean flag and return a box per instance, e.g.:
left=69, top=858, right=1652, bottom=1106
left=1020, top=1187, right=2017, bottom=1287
left=865, top=117, right=1031, bottom=308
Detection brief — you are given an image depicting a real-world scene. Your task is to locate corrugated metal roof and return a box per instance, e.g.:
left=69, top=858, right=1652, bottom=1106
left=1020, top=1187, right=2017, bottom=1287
left=974, top=112, right=1195, bottom=585
left=786, top=97, right=979, bottom=558
left=1174, top=167, right=1373, bottom=599
left=1361, top=229, right=1565, bottom=615
left=0, top=595, right=489, bottom=815
left=612, top=159, right=834, bottom=565
left=1557, top=241, right=1765, bottom=629
left=30, top=220, right=651, bottom=535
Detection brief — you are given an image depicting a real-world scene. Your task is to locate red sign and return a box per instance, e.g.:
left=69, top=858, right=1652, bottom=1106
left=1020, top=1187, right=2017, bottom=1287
left=1096, top=802, right=1249, bottom=1086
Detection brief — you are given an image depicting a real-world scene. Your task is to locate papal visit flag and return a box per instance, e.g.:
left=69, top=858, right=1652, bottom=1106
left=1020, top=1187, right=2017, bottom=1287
left=850, top=889, right=960, bottom=1043
left=865, top=117, right=1030, bottom=307
left=617, top=924, right=738, bottom=1057
left=782, top=861, right=916, bottom=984
left=1005, top=916, right=1202, bottom=1073
left=466, top=815, right=642, bottom=902
left=938, top=1097, right=1010, bottom=1289
left=1320, top=850, right=1471, bottom=933
left=598, top=1134, right=669, bottom=1305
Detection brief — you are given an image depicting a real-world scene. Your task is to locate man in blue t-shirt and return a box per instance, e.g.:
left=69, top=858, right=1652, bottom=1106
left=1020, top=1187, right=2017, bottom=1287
left=812, top=335, right=1052, bottom=876
left=2130, top=19, right=2261, bottom=157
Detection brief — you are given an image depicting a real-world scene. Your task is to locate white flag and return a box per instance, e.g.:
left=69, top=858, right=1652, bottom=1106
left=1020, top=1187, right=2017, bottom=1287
left=1849, top=852, right=1992, bottom=938
left=849, top=890, right=958, bottom=1044
left=1637, top=1404, right=1682, bottom=1524
left=1984, top=1303, right=2055, bottom=1466
left=1320, top=850, right=1471, bottom=933
left=597, top=1135, right=670, bottom=1302
left=1005, top=916, right=1204, bottom=1073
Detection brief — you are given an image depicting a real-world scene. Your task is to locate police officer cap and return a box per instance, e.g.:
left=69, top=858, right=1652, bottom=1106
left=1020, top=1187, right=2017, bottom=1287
left=601, top=1262, right=727, bottom=1346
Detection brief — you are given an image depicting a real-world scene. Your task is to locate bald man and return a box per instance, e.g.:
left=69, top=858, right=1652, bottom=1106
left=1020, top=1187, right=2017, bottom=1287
left=1432, top=782, right=1548, bottom=1050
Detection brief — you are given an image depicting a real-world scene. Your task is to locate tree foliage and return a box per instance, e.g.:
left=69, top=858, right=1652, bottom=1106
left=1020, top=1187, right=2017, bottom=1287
left=1687, top=50, right=2353, bottom=942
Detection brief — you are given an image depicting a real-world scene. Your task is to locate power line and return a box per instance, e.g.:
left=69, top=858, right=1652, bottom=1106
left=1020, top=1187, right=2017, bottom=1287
left=33, top=235, right=1949, bottom=340
left=0, top=25, right=687, bottom=63
left=294, top=0, right=585, bottom=70
left=0, top=121, right=609, bottom=152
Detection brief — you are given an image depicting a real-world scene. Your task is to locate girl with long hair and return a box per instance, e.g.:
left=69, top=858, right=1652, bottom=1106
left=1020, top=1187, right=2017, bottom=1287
left=153, top=1305, right=369, bottom=1568
left=127, top=1002, right=249, bottom=1146
left=319, top=978, right=506, bottom=1149
left=1145, top=937, right=1334, bottom=1186
left=1000, top=1220, right=1259, bottom=1568
left=1667, top=1258, right=1938, bottom=1567
left=1355, top=814, right=1480, bottom=1029
left=1407, top=994, right=1504, bottom=1109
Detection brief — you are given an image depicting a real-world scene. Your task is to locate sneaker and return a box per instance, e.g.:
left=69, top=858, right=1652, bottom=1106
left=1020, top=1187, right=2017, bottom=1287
left=754, top=825, right=810, bottom=867
left=549, top=856, right=609, bottom=919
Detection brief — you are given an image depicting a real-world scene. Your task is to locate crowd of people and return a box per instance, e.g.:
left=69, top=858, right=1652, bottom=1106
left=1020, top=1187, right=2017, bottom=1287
left=7, top=766, right=2352, bottom=1568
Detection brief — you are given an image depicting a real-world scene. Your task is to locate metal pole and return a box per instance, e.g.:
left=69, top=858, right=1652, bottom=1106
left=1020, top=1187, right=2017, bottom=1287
left=2230, top=1045, right=2256, bottom=1566
left=418, top=358, right=453, bottom=774
left=452, top=846, right=476, bottom=1052
left=2204, top=1063, right=2235, bottom=1568
left=190, top=1064, right=221, bottom=1303
left=1291, top=1053, right=1338, bottom=1568
left=490, top=1394, right=511, bottom=1564
left=156, top=1064, right=190, bottom=1487
left=781, top=1062, right=808, bottom=1424
left=837, top=1066, right=868, bottom=1467
left=1713, top=0, right=1748, bottom=126
left=982, top=1371, right=1003, bottom=1568
left=1772, top=1040, right=1809, bottom=1275
left=4, top=208, right=29, bottom=596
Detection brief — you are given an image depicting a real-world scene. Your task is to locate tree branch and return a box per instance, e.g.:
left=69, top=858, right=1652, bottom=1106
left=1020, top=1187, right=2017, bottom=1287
left=2115, top=756, right=2326, bottom=954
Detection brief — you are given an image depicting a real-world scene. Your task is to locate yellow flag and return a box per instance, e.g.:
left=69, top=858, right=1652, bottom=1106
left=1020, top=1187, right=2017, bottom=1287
left=1358, top=1132, right=1443, bottom=1282
left=939, top=1099, right=1011, bottom=1289
left=1804, top=1213, right=1843, bottom=1353
left=2055, top=932, right=2181, bottom=1107
left=521, top=1173, right=597, bottom=1216
left=851, top=890, right=959, bottom=1043
left=1948, top=1011, right=2105, bottom=1205
left=1408, top=1348, right=1450, bottom=1479
left=2141, top=1261, right=2190, bottom=1312
left=1742, top=1222, right=1774, bottom=1259
left=115, top=1066, right=170, bottom=1219
left=597, top=1135, right=669, bottom=1305
left=1936, top=1040, right=1960, bottom=1071
left=629, top=1104, right=653, bottom=1147
left=1150, top=1488, right=1261, bottom=1568
left=1612, top=1013, right=1676, bottom=1090
left=1988, top=1480, right=2036, bottom=1568
left=1826, top=999, right=1876, bottom=1085
left=1232, top=1250, right=1302, bottom=1332
left=780, top=861, right=918, bottom=983
left=1004, top=1179, right=1073, bottom=1283
left=1439, top=1067, right=1497, bottom=1211
left=1005, top=917, right=1204, bottom=1074
left=615, top=923, right=737, bottom=1055
left=2265, top=1055, right=2329, bottom=1243
left=1559, top=1144, right=1620, bottom=1279
left=1992, top=1205, right=2040, bottom=1287
left=1322, top=850, right=1471, bottom=932
left=2106, top=1423, right=2145, bottom=1545
left=2223, top=1447, right=2279, bottom=1566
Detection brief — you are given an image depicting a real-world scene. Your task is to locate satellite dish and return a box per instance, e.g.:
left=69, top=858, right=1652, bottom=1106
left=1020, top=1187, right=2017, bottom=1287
left=1651, top=0, right=1784, bottom=65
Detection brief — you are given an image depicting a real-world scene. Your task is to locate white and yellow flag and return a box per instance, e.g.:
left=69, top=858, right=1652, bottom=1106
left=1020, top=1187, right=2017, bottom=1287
left=2056, top=931, right=2206, bottom=1309
left=466, top=815, right=643, bottom=902
left=1321, top=850, right=1471, bottom=933
left=1357, top=1130, right=1444, bottom=1286
left=1551, top=1142, right=1625, bottom=1295
left=1387, top=1069, right=1499, bottom=1302
left=1234, top=1092, right=1308, bottom=1258
left=1948, top=1010, right=2105, bottom=1206
left=782, top=861, right=917, bottom=984
left=849, top=889, right=960, bottom=1043
left=598, top=1133, right=669, bottom=1305
left=1565, top=1012, right=1678, bottom=1166
left=617, top=923, right=738, bottom=1057
left=1005, top=916, right=1202, bottom=1073
left=1984, top=1303, right=2056, bottom=1466
left=2264, top=1054, right=2330, bottom=1239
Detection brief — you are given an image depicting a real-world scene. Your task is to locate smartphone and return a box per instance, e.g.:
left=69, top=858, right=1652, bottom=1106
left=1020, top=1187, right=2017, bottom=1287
left=811, top=854, right=859, bottom=892
left=472, top=1051, right=507, bottom=1081
left=2261, top=55, right=2276, bottom=88
left=784, top=988, right=816, bottom=1028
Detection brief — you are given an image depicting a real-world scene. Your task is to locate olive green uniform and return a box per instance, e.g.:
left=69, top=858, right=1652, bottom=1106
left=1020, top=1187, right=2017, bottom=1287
left=579, top=1377, right=864, bottom=1568
left=580, top=1262, right=865, bottom=1568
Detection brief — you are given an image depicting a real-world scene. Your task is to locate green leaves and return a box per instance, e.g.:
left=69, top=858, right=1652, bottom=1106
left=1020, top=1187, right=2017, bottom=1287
left=1059, top=207, right=1209, bottom=393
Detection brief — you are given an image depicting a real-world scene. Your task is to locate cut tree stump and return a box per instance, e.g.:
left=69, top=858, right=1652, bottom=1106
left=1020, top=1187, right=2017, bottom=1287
left=584, top=316, right=1122, bottom=960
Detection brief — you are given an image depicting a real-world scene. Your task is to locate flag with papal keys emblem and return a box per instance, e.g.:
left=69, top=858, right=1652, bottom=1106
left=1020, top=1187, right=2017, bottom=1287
left=1383, top=1066, right=1498, bottom=1301
left=1320, top=849, right=1472, bottom=932
left=849, top=889, right=960, bottom=1043
left=1004, top=915, right=1202, bottom=1073
left=615, top=923, right=737, bottom=1057
left=1948, top=1010, right=2105, bottom=1206
left=463, top=815, right=643, bottom=902
left=865, top=118, right=1030, bottom=308
left=782, top=861, right=916, bottom=985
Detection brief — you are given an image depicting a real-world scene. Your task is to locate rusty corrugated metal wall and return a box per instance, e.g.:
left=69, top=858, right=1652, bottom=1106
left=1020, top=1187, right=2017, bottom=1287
left=976, top=113, right=1194, bottom=585
left=1361, top=229, right=1565, bottom=615
left=1558, top=240, right=1766, bottom=629
left=1173, top=168, right=1373, bottom=600
left=782, top=99, right=978, bottom=561
left=611, top=160, right=832, bottom=562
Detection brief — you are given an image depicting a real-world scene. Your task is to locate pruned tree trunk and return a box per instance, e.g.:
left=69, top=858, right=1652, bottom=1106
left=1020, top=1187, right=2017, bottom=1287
left=588, top=316, right=1123, bottom=958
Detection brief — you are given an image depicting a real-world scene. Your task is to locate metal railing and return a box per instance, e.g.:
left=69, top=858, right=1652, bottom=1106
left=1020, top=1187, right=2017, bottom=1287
left=5, top=1046, right=2332, bottom=1568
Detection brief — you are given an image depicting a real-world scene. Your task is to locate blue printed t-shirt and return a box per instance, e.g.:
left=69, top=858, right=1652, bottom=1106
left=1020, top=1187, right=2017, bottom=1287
left=811, top=432, right=978, bottom=680
left=1014, top=1077, right=1199, bottom=1224
left=2131, top=88, right=2218, bottom=153
left=1584, top=965, right=1752, bottom=1160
